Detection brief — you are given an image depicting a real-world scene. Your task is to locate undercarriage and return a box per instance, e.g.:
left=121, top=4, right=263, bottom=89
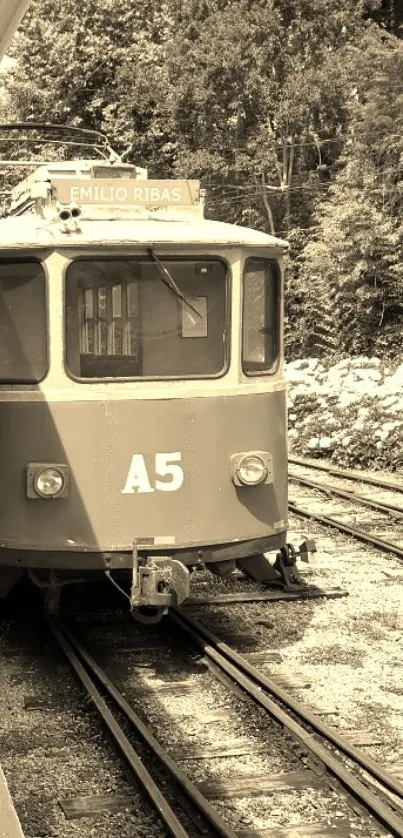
left=0, top=538, right=316, bottom=622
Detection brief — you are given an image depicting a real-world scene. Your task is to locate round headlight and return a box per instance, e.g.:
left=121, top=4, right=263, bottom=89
left=237, top=455, right=268, bottom=486
left=35, top=467, right=65, bottom=498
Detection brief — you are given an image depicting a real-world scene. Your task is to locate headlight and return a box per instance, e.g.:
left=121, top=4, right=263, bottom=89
left=34, top=467, right=65, bottom=498
left=237, top=455, right=268, bottom=486
left=230, top=451, right=273, bottom=487
left=26, top=463, right=69, bottom=499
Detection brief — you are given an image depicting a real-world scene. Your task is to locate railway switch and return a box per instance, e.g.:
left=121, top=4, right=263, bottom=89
left=298, top=539, right=317, bottom=564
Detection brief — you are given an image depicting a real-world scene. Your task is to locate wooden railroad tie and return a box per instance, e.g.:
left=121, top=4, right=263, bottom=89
left=196, top=768, right=326, bottom=799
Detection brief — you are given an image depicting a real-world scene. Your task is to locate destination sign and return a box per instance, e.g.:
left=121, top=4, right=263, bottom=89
left=53, top=178, right=200, bottom=207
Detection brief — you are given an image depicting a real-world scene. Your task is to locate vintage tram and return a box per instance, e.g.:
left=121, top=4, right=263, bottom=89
left=0, top=158, right=293, bottom=619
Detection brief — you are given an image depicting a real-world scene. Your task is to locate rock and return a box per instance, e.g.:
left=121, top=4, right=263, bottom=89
left=292, top=383, right=310, bottom=397
left=338, top=392, right=361, bottom=407
left=319, top=436, right=333, bottom=450
left=285, top=369, right=307, bottom=383
left=389, top=365, right=403, bottom=385
left=382, top=421, right=401, bottom=434
left=356, top=368, right=383, bottom=382
left=381, top=395, right=399, bottom=408
left=352, top=421, right=366, bottom=431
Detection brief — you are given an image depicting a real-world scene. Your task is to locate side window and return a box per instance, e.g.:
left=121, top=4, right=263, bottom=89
left=0, top=260, right=47, bottom=383
left=242, top=259, right=279, bottom=375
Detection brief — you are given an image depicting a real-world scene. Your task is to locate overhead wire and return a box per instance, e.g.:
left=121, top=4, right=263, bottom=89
left=0, top=136, right=107, bottom=149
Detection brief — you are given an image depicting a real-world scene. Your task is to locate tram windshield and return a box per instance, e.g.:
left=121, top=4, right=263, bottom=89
left=0, top=259, right=47, bottom=383
left=65, top=257, right=228, bottom=379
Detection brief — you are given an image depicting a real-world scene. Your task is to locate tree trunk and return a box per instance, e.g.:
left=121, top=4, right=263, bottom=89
left=260, top=173, right=276, bottom=235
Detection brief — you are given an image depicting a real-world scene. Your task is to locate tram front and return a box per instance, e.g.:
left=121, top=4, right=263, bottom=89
left=0, top=164, right=289, bottom=617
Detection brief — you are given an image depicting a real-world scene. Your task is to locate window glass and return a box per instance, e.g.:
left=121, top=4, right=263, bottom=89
left=242, top=259, right=279, bottom=375
left=0, top=260, right=47, bottom=383
left=65, top=258, right=228, bottom=379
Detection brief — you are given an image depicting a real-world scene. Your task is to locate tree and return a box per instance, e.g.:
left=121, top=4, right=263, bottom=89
left=3, top=0, right=401, bottom=359
left=3, top=0, right=370, bottom=232
left=295, top=27, right=403, bottom=358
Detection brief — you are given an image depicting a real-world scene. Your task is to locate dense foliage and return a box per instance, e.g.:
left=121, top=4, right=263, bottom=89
left=1, top=0, right=402, bottom=358
left=292, top=27, right=403, bottom=359
left=287, top=356, right=403, bottom=472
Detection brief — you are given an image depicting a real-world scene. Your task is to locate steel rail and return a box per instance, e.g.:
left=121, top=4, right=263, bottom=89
left=288, top=501, right=403, bottom=561
left=289, top=456, right=403, bottom=494
left=289, top=473, right=403, bottom=517
left=170, top=609, right=403, bottom=838
left=48, top=616, right=237, bottom=838
left=46, top=617, right=190, bottom=838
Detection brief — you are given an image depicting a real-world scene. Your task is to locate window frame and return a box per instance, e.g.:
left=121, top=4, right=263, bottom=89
left=241, top=256, right=281, bottom=377
left=64, top=254, right=231, bottom=382
left=0, top=256, right=49, bottom=385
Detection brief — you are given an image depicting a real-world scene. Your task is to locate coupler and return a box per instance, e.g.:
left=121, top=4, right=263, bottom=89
left=130, top=542, right=190, bottom=614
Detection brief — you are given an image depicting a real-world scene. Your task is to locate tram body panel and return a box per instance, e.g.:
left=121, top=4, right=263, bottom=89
left=0, top=390, right=287, bottom=558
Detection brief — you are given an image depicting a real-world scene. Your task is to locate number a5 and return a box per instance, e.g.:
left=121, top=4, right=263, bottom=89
left=121, top=452, right=184, bottom=494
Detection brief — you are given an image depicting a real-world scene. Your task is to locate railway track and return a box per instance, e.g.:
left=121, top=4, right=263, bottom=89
left=43, top=607, right=403, bottom=837
left=289, top=457, right=403, bottom=495
left=170, top=609, right=403, bottom=836
left=47, top=615, right=238, bottom=838
left=288, top=456, right=403, bottom=562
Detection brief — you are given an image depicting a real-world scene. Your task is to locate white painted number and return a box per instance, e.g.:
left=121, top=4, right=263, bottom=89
left=122, top=452, right=184, bottom=495
left=155, top=453, right=184, bottom=492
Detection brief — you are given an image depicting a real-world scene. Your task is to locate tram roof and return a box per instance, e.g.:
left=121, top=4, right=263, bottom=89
left=0, top=215, right=288, bottom=251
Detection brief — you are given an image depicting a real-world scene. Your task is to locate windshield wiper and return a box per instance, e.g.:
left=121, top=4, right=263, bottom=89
left=147, top=248, right=202, bottom=321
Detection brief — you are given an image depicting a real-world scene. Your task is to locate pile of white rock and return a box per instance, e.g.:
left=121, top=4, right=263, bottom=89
left=286, top=357, right=403, bottom=471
